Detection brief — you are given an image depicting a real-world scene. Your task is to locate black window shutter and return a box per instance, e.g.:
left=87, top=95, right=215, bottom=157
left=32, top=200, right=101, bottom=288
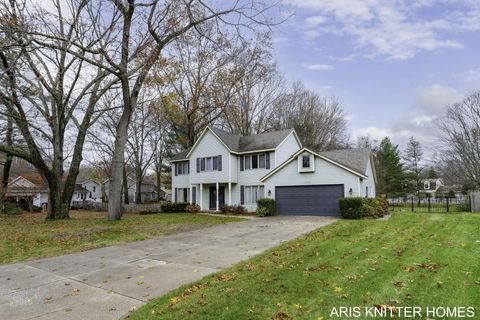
left=174, top=163, right=177, bottom=176
left=196, top=158, right=200, bottom=173
left=240, top=155, right=244, bottom=171
left=218, top=155, right=222, bottom=171
left=213, top=156, right=218, bottom=170
left=174, top=188, right=178, bottom=202
left=240, top=186, right=245, bottom=205
left=192, top=187, right=196, bottom=204
left=266, top=153, right=270, bottom=169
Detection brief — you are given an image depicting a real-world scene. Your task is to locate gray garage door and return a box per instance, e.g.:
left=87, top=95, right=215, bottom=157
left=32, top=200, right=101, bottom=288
left=275, top=184, right=344, bottom=216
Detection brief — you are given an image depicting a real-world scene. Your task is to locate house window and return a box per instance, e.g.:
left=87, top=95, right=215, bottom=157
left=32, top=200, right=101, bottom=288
left=243, top=153, right=267, bottom=170
left=424, top=182, right=430, bottom=190
left=243, top=185, right=265, bottom=205
left=93, top=186, right=96, bottom=192
left=176, top=161, right=190, bottom=175
left=198, top=156, right=221, bottom=172
left=302, top=155, right=310, bottom=168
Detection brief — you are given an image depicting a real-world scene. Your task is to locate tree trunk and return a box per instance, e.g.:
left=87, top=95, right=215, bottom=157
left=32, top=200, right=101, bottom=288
left=45, top=178, right=69, bottom=219
left=0, top=119, right=13, bottom=212
left=135, top=177, right=142, bottom=204
left=122, top=164, right=129, bottom=205
left=108, top=110, right=131, bottom=220
left=156, top=166, right=162, bottom=202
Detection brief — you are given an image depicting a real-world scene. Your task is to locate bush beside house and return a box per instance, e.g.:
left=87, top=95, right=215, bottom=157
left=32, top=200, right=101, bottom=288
left=256, top=198, right=276, bottom=217
left=219, top=204, right=246, bottom=215
left=162, top=202, right=188, bottom=213
left=339, top=197, right=389, bottom=219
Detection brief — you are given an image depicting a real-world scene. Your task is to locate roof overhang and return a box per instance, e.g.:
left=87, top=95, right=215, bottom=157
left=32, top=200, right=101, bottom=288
left=260, top=147, right=368, bottom=182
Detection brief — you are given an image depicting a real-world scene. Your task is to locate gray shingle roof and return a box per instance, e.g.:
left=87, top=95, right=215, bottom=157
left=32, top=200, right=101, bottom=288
left=170, top=126, right=296, bottom=161
left=320, top=148, right=371, bottom=175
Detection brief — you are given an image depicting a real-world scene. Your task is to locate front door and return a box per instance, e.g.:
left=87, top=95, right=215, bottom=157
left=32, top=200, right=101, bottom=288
left=209, top=186, right=225, bottom=210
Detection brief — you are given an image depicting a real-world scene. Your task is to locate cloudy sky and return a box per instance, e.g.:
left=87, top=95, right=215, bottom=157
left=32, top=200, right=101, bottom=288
left=274, top=0, right=480, bottom=153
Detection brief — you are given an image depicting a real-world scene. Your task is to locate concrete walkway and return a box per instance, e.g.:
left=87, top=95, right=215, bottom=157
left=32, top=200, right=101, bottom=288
left=0, top=216, right=335, bottom=320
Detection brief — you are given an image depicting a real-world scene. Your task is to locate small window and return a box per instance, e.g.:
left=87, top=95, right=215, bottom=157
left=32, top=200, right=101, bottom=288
left=93, top=186, right=96, bottom=192
left=424, top=182, right=430, bottom=190
left=259, top=154, right=266, bottom=168
left=245, top=155, right=251, bottom=170
left=302, top=155, right=310, bottom=168
left=252, top=155, right=258, bottom=169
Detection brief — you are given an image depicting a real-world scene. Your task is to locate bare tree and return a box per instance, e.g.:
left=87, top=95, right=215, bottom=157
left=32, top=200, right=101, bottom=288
left=220, top=35, right=285, bottom=135
left=0, top=0, right=116, bottom=219
left=269, top=82, right=349, bottom=151
left=439, top=91, right=480, bottom=188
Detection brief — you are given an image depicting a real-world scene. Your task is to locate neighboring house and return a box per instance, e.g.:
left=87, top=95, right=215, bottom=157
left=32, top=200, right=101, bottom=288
left=103, top=176, right=157, bottom=203
left=79, top=180, right=102, bottom=202
left=436, top=184, right=466, bottom=200
left=170, top=126, right=377, bottom=216
left=72, top=184, right=89, bottom=202
left=4, top=174, right=48, bottom=208
left=419, top=178, right=444, bottom=198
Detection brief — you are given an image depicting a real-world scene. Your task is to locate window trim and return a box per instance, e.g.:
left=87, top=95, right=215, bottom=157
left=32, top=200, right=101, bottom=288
left=241, top=185, right=265, bottom=205
left=243, top=153, right=267, bottom=171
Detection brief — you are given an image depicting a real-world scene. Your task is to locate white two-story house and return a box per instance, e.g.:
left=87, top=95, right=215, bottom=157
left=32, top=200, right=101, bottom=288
left=170, top=126, right=377, bottom=216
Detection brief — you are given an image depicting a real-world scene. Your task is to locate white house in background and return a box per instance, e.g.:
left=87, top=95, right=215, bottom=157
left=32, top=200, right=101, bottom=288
left=6, top=174, right=93, bottom=207
left=103, top=176, right=156, bottom=203
left=419, top=178, right=444, bottom=198
left=79, top=180, right=101, bottom=202
left=170, top=126, right=377, bottom=216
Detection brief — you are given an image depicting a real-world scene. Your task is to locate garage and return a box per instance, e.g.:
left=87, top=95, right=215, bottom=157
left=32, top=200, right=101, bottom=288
left=275, top=184, right=344, bottom=216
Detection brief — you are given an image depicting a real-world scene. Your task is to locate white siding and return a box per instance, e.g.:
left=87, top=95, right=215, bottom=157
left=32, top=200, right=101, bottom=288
left=360, top=158, right=376, bottom=198
left=263, top=154, right=362, bottom=199
left=82, top=181, right=101, bottom=202
left=275, top=132, right=302, bottom=166
left=189, top=131, right=233, bottom=184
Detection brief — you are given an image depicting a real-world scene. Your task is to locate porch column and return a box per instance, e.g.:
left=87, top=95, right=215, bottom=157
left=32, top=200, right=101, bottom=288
left=199, top=184, right=203, bottom=210
left=228, top=182, right=232, bottom=205
left=189, top=184, right=193, bottom=204
left=216, top=182, right=219, bottom=211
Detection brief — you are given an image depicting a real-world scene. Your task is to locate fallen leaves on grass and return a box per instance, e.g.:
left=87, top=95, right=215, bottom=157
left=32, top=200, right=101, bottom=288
left=271, top=312, right=293, bottom=320
left=168, top=284, right=205, bottom=307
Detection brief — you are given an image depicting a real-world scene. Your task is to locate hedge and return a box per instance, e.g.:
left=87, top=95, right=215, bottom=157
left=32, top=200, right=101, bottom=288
left=162, top=202, right=188, bottom=213
left=256, top=198, right=276, bottom=217
left=339, top=197, right=389, bottom=219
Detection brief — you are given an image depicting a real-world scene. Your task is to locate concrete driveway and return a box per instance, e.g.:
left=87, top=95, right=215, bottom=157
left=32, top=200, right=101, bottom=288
left=0, top=216, right=336, bottom=320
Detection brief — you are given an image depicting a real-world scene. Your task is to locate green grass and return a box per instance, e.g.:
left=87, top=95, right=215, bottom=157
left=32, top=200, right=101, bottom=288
left=0, top=210, right=242, bottom=264
left=129, top=212, right=480, bottom=320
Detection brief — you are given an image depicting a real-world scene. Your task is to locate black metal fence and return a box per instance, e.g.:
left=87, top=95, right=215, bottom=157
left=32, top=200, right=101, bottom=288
left=389, top=196, right=471, bottom=213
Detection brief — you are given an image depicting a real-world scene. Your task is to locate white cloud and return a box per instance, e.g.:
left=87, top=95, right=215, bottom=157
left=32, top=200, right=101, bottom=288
left=464, top=68, right=480, bottom=84
left=284, top=0, right=474, bottom=60
left=415, top=84, right=461, bottom=111
left=301, top=63, right=333, bottom=71
left=304, top=15, right=328, bottom=27
left=352, top=126, right=393, bottom=142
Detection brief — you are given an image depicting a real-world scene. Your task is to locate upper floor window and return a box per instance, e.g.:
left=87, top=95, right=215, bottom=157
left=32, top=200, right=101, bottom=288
left=241, top=153, right=270, bottom=171
left=197, top=156, right=222, bottom=172
left=93, top=186, right=96, bottom=192
left=175, top=161, right=190, bottom=175
left=424, top=182, right=430, bottom=190
left=302, top=155, right=310, bottom=168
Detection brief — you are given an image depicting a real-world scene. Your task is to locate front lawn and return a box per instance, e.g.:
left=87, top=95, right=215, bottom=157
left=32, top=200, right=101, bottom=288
left=130, top=212, right=480, bottom=320
left=0, top=211, right=242, bottom=264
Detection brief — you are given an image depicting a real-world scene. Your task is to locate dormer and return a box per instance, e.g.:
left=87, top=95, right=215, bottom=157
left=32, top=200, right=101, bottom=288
left=298, top=151, right=315, bottom=173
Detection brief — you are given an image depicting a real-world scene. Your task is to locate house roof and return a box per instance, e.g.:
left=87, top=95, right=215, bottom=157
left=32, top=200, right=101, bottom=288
left=74, top=184, right=89, bottom=193
left=260, top=147, right=370, bottom=182
left=320, top=148, right=372, bottom=176
left=6, top=173, right=48, bottom=194
left=171, top=126, right=297, bottom=161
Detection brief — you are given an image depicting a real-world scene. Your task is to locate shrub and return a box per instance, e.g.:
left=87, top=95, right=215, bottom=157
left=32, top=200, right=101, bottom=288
left=32, top=205, right=42, bottom=213
left=186, top=204, right=201, bottom=213
left=2, top=203, right=23, bottom=215
left=339, top=197, right=364, bottom=219
left=256, top=198, right=276, bottom=217
left=219, top=204, right=246, bottom=215
left=162, top=202, right=188, bottom=213
left=339, top=197, right=389, bottom=219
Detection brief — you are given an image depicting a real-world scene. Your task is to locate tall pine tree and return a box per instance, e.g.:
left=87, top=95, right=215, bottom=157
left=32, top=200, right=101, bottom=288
left=403, top=137, right=423, bottom=195
left=376, top=137, right=405, bottom=196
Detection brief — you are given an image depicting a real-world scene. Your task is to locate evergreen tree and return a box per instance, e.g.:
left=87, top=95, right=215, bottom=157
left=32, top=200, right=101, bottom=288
left=376, top=137, right=405, bottom=196
left=403, top=137, right=423, bottom=195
